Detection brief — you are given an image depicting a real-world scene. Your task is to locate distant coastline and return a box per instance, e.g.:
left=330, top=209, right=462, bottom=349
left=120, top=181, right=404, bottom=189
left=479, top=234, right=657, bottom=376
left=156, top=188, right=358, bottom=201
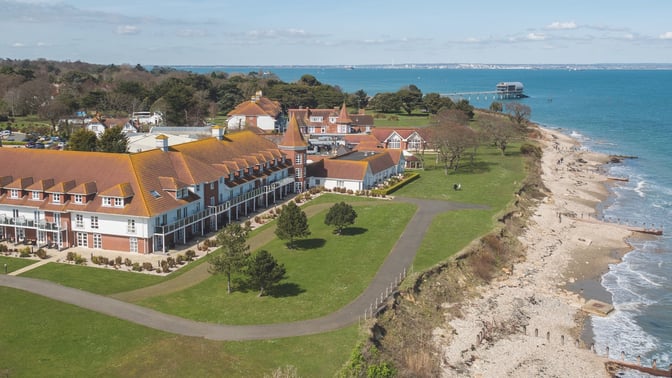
left=164, top=63, right=672, bottom=71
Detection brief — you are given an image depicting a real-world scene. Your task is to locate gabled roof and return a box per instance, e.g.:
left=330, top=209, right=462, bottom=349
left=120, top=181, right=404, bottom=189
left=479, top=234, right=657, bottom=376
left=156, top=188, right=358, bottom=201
left=100, top=182, right=134, bottom=198
left=26, top=178, right=54, bottom=191
left=227, top=94, right=281, bottom=118
left=371, top=128, right=425, bottom=142
left=69, top=181, right=97, bottom=195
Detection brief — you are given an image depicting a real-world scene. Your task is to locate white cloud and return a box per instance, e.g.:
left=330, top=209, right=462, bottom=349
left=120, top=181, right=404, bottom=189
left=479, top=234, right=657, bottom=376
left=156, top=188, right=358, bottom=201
left=546, top=21, right=577, bottom=30
left=116, top=25, right=140, bottom=35
left=659, top=31, right=672, bottom=40
left=177, top=28, right=207, bottom=38
left=12, top=42, right=25, bottom=47
left=526, top=33, right=546, bottom=41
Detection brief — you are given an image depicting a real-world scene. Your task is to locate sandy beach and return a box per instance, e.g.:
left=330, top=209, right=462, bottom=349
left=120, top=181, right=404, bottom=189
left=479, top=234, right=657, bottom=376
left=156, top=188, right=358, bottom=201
left=435, top=126, right=635, bottom=377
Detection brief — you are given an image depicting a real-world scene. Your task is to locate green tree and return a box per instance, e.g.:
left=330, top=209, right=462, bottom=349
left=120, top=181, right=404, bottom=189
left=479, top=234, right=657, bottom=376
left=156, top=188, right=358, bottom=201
left=246, top=250, right=286, bottom=297
left=275, top=201, right=310, bottom=249
left=209, top=223, right=250, bottom=294
left=68, top=128, right=98, bottom=151
left=97, top=126, right=128, bottom=153
left=369, top=92, right=401, bottom=113
left=324, top=201, right=358, bottom=234
left=489, top=101, right=503, bottom=112
left=423, top=92, right=454, bottom=114
left=397, top=84, right=423, bottom=115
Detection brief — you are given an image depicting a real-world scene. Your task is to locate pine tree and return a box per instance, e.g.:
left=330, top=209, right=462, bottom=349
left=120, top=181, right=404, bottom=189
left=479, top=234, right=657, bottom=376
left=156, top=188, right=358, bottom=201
left=275, top=201, right=310, bottom=249
left=324, top=201, right=357, bottom=234
left=246, top=250, right=286, bottom=297
left=208, top=223, right=250, bottom=293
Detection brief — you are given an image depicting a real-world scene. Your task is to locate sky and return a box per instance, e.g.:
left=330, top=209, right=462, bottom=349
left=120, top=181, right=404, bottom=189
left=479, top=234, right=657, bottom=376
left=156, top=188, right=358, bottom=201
left=1, top=0, right=671, bottom=66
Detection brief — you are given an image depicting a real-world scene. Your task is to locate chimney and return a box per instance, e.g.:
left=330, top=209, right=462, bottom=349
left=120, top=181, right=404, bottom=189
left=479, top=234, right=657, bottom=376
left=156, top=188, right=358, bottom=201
left=155, top=134, right=169, bottom=152
left=211, top=125, right=225, bottom=140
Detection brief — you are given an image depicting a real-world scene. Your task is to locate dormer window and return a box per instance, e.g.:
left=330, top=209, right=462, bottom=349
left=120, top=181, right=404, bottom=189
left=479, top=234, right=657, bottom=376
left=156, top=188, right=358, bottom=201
left=10, top=189, right=19, bottom=199
left=31, top=191, right=40, bottom=200
left=52, top=193, right=61, bottom=204
left=73, top=194, right=83, bottom=204
left=114, top=198, right=123, bottom=207
left=102, top=197, right=112, bottom=207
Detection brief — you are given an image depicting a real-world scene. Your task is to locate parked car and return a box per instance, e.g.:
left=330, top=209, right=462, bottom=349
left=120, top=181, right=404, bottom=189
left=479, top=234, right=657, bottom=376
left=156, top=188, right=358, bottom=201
left=0, top=130, right=11, bottom=137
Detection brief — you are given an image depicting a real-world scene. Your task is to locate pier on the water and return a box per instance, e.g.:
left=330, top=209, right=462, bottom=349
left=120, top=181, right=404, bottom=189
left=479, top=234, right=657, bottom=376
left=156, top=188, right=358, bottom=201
left=441, top=91, right=520, bottom=101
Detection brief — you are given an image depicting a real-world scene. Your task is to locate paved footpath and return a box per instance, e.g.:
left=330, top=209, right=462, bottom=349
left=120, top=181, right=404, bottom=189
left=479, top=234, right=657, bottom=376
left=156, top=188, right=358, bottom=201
left=0, top=197, right=487, bottom=341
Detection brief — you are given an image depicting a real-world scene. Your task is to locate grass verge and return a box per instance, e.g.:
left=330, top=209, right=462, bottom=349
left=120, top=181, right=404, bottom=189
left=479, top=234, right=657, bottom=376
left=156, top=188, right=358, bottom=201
left=0, top=287, right=358, bottom=377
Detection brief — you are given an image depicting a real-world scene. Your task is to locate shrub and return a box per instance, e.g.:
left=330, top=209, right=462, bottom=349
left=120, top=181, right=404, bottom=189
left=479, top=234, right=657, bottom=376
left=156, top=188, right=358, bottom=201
left=74, top=254, right=86, bottom=265
left=100, top=256, right=109, bottom=265
left=176, top=254, right=185, bottom=265
left=91, top=255, right=101, bottom=265
left=132, top=262, right=142, bottom=272
left=0, top=244, right=8, bottom=253
left=66, top=251, right=76, bottom=261
left=36, top=248, right=48, bottom=259
left=166, top=256, right=176, bottom=268
left=108, top=259, right=115, bottom=266
left=19, top=247, right=31, bottom=258
left=254, top=216, right=262, bottom=224
left=115, top=256, right=122, bottom=266
left=124, top=258, right=132, bottom=267
left=244, top=220, right=252, bottom=230
left=185, top=250, right=196, bottom=261
left=520, top=142, right=542, bottom=158
left=142, top=262, right=153, bottom=271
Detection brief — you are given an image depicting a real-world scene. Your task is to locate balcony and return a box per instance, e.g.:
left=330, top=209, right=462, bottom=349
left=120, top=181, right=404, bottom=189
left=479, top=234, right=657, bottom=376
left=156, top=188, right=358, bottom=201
left=0, top=216, right=67, bottom=231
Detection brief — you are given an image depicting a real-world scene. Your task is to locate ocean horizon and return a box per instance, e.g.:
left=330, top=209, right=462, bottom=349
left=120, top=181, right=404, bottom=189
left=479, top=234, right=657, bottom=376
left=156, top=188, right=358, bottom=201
left=181, top=65, right=672, bottom=366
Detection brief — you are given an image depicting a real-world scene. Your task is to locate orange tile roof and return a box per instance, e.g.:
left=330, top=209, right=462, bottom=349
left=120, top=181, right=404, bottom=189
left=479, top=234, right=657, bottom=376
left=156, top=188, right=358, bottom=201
left=0, top=131, right=286, bottom=218
left=337, top=103, right=352, bottom=124
left=26, top=178, right=54, bottom=191
left=279, top=114, right=307, bottom=148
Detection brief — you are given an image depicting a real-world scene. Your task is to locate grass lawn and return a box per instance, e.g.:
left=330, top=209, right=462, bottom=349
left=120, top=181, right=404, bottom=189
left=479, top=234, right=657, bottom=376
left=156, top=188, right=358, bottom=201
left=138, top=201, right=416, bottom=324
left=20, top=263, right=166, bottom=295
left=395, top=144, right=527, bottom=270
left=0, top=256, right=39, bottom=274
left=0, top=287, right=359, bottom=377
left=371, top=111, right=433, bottom=128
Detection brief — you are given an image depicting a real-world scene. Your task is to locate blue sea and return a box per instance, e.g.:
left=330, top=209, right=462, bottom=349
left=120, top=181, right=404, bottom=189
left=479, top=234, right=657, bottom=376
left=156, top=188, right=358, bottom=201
left=186, top=66, right=672, bottom=366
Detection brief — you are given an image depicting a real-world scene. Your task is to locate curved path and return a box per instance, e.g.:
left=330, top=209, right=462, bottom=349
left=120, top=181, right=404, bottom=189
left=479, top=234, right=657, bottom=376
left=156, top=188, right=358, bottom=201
left=0, top=197, right=487, bottom=341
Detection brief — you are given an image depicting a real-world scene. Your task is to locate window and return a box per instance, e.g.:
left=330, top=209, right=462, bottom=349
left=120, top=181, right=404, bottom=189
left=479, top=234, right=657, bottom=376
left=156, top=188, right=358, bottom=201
left=295, top=167, right=303, bottom=178
left=210, top=182, right=215, bottom=190
left=320, top=127, right=326, bottom=134
left=77, top=232, right=88, bottom=247
left=310, top=116, right=323, bottom=122
left=210, top=196, right=215, bottom=206
left=337, top=180, right=345, bottom=187
left=10, top=189, right=19, bottom=199
left=295, top=154, right=302, bottom=164
left=102, top=197, right=112, bottom=207
left=149, top=190, right=161, bottom=199
left=75, top=214, right=84, bottom=228
left=52, top=193, right=61, bottom=203
left=408, top=138, right=422, bottom=151
left=308, top=126, right=315, bottom=133
left=73, top=194, right=83, bottom=204
left=338, top=125, right=348, bottom=133
left=127, top=219, right=136, bottom=233
left=31, top=191, right=40, bottom=200
left=129, top=237, right=138, bottom=253
left=93, top=233, right=102, bottom=249
left=114, top=198, right=123, bottom=207
left=388, top=137, right=401, bottom=149
left=90, top=216, right=99, bottom=229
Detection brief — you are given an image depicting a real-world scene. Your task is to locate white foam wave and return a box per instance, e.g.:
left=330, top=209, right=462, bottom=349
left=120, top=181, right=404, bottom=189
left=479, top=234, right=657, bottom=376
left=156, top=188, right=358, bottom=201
left=634, top=180, right=647, bottom=198
left=592, top=310, right=659, bottom=361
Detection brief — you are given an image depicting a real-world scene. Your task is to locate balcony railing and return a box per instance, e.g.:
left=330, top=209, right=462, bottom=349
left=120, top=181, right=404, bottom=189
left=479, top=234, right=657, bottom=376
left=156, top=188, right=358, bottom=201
left=0, top=216, right=67, bottom=231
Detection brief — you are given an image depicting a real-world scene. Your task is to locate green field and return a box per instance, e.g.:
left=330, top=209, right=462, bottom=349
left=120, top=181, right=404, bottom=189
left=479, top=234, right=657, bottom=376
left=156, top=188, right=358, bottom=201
left=0, top=139, right=529, bottom=376
left=0, top=256, right=39, bottom=274
left=0, top=287, right=358, bottom=377
left=139, top=202, right=416, bottom=324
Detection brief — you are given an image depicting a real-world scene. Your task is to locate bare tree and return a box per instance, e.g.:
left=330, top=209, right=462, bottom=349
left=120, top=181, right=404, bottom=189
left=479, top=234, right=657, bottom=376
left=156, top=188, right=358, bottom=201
left=505, top=102, right=531, bottom=127
left=429, top=109, right=479, bottom=174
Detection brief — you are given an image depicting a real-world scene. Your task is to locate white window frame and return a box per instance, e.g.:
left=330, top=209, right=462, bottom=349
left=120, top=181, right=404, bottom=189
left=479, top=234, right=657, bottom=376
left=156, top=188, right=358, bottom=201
left=93, top=233, right=102, bottom=249
left=127, top=219, right=136, bottom=233
left=114, top=197, right=123, bottom=207
left=31, top=191, right=40, bottom=200
left=10, top=189, right=19, bottom=199
left=102, top=197, right=112, bottom=207
left=74, top=194, right=83, bottom=204
left=75, top=214, right=84, bottom=228
left=388, top=137, right=401, bottom=149
left=77, top=232, right=88, bottom=247
left=90, top=216, right=99, bottom=229
left=295, top=154, right=302, bottom=164
left=295, top=167, right=302, bottom=179
left=52, top=193, right=61, bottom=204
left=129, top=237, right=138, bottom=253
